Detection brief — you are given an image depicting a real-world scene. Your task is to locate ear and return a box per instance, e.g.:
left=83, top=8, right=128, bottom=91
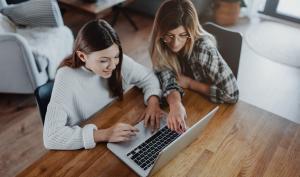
left=76, top=51, right=87, bottom=62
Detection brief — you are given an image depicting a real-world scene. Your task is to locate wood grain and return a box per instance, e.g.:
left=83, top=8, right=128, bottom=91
left=16, top=88, right=300, bottom=177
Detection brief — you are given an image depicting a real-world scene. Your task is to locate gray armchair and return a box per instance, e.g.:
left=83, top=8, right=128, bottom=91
left=0, top=0, right=74, bottom=94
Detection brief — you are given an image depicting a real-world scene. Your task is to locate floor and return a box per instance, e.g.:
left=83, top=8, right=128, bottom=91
left=228, top=16, right=300, bottom=124
left=0, top=9, right=299, bottom=177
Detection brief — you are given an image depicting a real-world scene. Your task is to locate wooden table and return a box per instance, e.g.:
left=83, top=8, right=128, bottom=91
left=17, top=88, right=300, bottom=177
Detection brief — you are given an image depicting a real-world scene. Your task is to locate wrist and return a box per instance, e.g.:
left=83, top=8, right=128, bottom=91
left=169, top=101, right=182, bottom=110
left=147, top=96, right=160, bottom=106
left=94, top=129, right=109, bottom=142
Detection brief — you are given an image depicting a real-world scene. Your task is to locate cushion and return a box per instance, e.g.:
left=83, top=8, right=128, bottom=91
left=0, top=0, right=7, bottom=9
left=0, top=13, right=16, bottom=33
left=1, top=0, right=63, bottom=27
left=16, top=26, right=74, bottom=79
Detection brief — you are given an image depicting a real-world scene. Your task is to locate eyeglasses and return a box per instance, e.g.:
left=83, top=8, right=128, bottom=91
left=161, top=33, right=190, bottom=43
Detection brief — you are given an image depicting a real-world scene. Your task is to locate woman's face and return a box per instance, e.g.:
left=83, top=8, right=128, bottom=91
left=162, top=25, right=190, bottom=53
left=77, top=43, right=120, bottom=78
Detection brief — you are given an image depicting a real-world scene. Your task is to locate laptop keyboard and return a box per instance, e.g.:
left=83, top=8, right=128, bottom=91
left=126, top=126, right=181, bottom=170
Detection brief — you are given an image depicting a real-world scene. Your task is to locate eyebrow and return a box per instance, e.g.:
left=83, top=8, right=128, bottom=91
left=166, top=32, right=188, bottom=35
left=98, top=57, right=110, bottom=60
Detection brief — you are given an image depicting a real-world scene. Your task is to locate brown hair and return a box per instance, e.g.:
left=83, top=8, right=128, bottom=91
left=60, top=19, right=123, bottom=99
left=150, top=0, right=213, bottom=75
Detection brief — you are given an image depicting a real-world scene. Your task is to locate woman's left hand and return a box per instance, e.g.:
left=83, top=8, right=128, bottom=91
left=139, top=96, right=164, bottom=133
left=178, top=74, right=192, bottom=89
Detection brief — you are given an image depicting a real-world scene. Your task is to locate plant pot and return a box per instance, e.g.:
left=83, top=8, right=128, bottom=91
left=214, top=1, right=240, bottom=26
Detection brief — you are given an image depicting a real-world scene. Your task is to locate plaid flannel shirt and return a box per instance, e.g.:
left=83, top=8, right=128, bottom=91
left=156, top=37, right=239, bottom=104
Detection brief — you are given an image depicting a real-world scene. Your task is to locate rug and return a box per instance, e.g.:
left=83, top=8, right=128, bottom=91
left=245, top=21, right=300, bottom=68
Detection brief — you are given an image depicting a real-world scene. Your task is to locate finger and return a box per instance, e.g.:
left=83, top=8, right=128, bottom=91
left=111, top=136, right=129, bottom=142
left=182, top=119, right=187, bottom=131
left=119, top=130, right=137, bottom=137
left=127, top=124, right=139, bottom=132
left=176, top=118, right=183, bottom=133
left=177, top=118, right=184, bottom=134
left=144, top=114, right=150, bottom=128
left=118, top=122, right=130, bottom=129
left=118, top=136, right=130, bottom=142
left=114, top=131, right=136, bottom=141
left=167, top=115, right=172, bottom=130
left=173, top=117, right=179, bottom=132
left=169, top=117, right=174, bottom=131
left=120, top=133, right=136, bottom=139
left=180, top=120, right=185, bottom=133
left=121, top=123, right=139, bottom=132
left=116, top=122, right=125, bottom=127
left=155, top=113, right=161, bottom=130
left=150, top=115, right=155, bottom=132
left=179, top=122, right=185, bottom=134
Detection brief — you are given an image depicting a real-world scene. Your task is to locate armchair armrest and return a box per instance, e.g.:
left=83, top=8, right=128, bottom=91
left=1, top=0, right=64, bottom=27
left=0, top=33, right=48, bottom=93
left=0, top=0, right=7, bottom=9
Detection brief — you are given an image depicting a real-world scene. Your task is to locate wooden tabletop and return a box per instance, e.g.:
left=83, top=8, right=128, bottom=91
left=17, top=88, right=300, bottom=177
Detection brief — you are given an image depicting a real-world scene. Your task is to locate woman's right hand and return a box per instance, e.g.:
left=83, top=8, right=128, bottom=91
left=167, top=102, right=187, bottom=134
left=94, top=123, right=139, bottom=143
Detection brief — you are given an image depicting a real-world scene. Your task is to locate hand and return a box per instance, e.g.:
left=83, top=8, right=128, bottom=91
left=95, top=123, right=139, bottom=143
left=167, top=102, right=187, bottom=133
left=178, top=74, right=192, bottom=89
left=139, top=96, right=164, bottom=133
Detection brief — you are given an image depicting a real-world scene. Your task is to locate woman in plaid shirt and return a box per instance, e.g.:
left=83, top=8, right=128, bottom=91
left=149, top=0, right=239, bottom=133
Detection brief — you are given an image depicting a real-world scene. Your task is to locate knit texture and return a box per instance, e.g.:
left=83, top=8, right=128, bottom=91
left=43, top=55, right=161, bottom=150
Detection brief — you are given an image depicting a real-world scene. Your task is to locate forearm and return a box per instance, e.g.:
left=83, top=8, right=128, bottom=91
left=44, top=104, right=97, bottom=150
left=156, top=70, right=184, bottom=98
left=166, top=90, right=182, bottom=108
left=189, top=79, right=210, bottom=96
left=188, top=79, right=238, bottom=103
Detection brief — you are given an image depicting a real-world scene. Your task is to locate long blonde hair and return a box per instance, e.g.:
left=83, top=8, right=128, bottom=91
left=150, top=0, right=214, bottom=75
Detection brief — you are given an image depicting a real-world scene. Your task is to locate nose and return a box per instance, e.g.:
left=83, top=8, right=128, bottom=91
left=171, top=37, right=180, bottom=48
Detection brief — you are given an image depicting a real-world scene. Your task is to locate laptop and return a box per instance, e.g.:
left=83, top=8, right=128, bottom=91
left=107, top=106, right=219, bottom=177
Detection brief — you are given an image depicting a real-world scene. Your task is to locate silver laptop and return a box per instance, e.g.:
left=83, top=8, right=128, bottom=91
left=107, top=106, right=219, bottom=177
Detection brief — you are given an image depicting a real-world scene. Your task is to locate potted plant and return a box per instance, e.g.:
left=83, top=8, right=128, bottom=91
left=212, top=0, right=247, bottom=26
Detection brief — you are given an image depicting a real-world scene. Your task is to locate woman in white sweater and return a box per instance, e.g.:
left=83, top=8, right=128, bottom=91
left=43, top=20, right=162, bottom=150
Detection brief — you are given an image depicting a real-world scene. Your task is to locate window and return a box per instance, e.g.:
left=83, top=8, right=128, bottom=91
left=259, top=0, right=300, bottom=24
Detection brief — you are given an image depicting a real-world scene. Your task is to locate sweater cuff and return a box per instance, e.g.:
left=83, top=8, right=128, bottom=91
left=144, top=88, right=162, bottom=105
left=163, top=85, right=185, bottom=98
left=209, top=85, right=223, bottom=103
left=82, top=124, right=98, bottom=149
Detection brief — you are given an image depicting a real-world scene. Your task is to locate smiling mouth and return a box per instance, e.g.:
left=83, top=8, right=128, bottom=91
left=104, top=71, right=112, bottom=74
left=172, top=47, right=181, bottom=51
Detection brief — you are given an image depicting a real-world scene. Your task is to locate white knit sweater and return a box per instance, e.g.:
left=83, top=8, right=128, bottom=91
left=43, top=55, right=161, bottom=150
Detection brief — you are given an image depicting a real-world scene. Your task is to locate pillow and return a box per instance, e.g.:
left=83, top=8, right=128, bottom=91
left=16, top=26, right=74, bottom=79
left=0, top=0, right=7, bottom=9
left=1, top=0, right=63, bottom=27
left=0, top=13, right=16, bottom=33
